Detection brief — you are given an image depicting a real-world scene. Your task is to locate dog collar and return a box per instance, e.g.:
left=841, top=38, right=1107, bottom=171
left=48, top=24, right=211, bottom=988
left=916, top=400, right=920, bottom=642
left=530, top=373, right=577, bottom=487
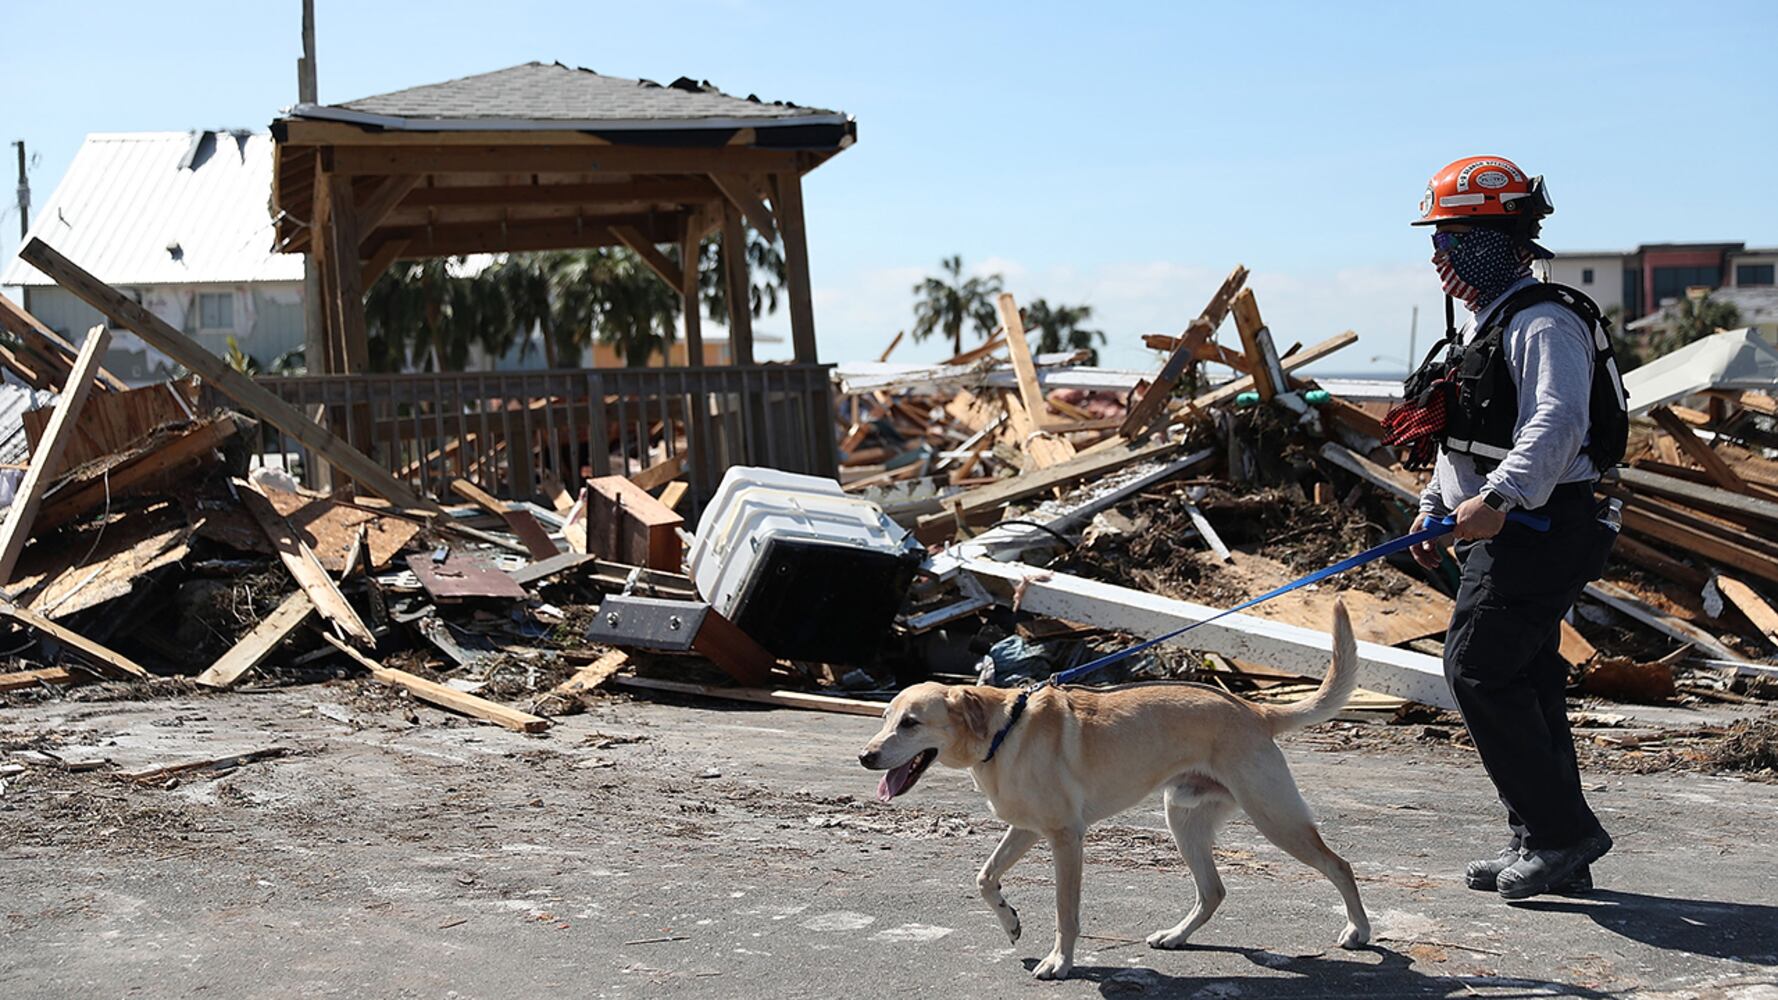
left=983, top=682, right=1044, bottom=762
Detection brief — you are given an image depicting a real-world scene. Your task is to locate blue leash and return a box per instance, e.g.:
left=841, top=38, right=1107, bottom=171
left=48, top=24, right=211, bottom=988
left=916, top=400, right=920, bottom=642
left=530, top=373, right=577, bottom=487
left=980, top=510, right=1551, bottom=762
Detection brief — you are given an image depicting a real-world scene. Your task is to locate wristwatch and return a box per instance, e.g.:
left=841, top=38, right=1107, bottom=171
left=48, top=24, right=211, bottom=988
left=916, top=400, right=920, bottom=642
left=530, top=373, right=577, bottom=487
left=1481, top=489, right=1514, bottom=513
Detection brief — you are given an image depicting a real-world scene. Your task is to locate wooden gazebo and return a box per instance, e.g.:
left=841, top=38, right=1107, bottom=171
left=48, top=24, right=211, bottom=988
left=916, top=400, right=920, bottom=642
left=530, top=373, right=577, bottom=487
left=256, top=62, right=853, bottom=498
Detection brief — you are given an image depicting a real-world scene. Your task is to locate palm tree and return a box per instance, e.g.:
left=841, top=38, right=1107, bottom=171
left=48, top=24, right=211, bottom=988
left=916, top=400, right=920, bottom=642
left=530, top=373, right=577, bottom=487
left=593, top=251, right=683, bottom=366
left=698, top=227, right=786, bottom=322
left=1023, top=298, right=1105, bottom=365
left=911, top=256, right=1003, bottom=356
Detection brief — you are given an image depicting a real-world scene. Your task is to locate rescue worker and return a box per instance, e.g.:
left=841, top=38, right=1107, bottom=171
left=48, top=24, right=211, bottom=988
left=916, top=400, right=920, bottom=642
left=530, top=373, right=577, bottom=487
left=1392, top=156, right=1628, bottom=901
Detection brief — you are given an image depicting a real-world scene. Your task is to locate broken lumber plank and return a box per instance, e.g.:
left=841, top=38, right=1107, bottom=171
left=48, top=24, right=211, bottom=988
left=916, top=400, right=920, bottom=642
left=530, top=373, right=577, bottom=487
left=1618, top=466, right=1778, bottom=525
left=0, top=290, right=127, bottom=392
left=997, top=293, right=1063, bottom=432
left=1581, top=580, right=1741, bottom=661
left=1648, top=405, right=1748, bottom=494
left=238, top=483, right=376, bottom=647
left=1184, top=503, right=1232, bottom=563
left=914, top=436, right=1180, bottom=536
left=19, top=238, right=437, bottom=512
left=0, top=324, right=111, bottom=584
left=1121, top=264, right=1250, bottom=441
left=0, top=598, right=151, bottom=678
left=507, top=551, right=594, bottom=587
left=1621, top=504, right=1778, bottom=586
left=534, top=650, right=631, bottom=712
left=956, top=557, right=1456, bottom=709
left=1611, top=535, right=1711, bottom=590
left=1559, top=621, right=1598, bottom=667
left=1319, top=441, right=1419, bottom=505
left=659, top=480, right=689, bottom=512
left=1182, top=331, right=1359, bottom=415
left=942, top=328, right=1008, bottom=367
left=195, top=590, right=316, bottom=689
left=1001, top=390, right=1075, bottom=470
left=34, top=415, right=245, bottom=532
left=0, top=666, right=81, bottom=692
left=1229, top=288, right=1287, bottom=402
left=610, top=675, right=886, bottom=717
left=125, top=747, right=292, bottom=783
left=628, top=453, right=688, bottom=493
left=1713, top=574, right=1778, bottom=647
left=586, top=475, right=684, bottom=570
left=319, top=632, right=550, bottom=733
left=450, top=477, right=557, bottom=559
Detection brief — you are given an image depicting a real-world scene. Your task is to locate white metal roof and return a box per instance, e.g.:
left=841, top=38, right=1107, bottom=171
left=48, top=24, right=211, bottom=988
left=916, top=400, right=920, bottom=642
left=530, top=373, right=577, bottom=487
left=1621, top=327, right=1778, bottom=415
left=1, top=131, right=304, bottom=288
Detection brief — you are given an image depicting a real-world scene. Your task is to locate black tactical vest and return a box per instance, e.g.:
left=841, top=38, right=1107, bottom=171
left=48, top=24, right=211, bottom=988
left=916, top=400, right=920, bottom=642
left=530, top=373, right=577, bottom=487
left=1403, top=283, right=1629, bottom=472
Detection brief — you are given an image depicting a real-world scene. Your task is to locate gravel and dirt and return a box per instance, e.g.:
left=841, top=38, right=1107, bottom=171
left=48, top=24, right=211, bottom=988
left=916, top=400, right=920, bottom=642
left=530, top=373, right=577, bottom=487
left=2, top=683, right=1776, bottom=999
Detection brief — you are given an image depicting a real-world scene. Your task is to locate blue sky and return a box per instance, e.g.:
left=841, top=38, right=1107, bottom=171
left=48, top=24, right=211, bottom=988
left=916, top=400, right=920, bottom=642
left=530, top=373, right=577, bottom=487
left=4, top=0, right=1775, bottom=372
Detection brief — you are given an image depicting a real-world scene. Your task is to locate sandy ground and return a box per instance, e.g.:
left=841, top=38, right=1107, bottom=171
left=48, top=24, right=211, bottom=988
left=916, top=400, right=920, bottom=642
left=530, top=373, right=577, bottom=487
left=2, top=686, right=1776, bottom=1000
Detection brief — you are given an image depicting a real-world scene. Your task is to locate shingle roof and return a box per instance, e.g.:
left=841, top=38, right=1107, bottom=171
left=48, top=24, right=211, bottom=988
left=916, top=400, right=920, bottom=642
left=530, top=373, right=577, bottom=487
left=295, top=62, right=848, bottom=131
left=1, top=131, right=303, bottom=287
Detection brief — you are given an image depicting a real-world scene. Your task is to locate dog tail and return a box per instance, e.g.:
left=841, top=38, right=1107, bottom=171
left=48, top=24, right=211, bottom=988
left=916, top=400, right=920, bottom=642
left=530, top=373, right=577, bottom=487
left=1261, top=600, right=1359, bottom=735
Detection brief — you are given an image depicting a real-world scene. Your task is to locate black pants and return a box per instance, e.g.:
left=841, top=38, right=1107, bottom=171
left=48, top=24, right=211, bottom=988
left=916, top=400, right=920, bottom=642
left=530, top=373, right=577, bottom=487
left=1443, top=483, right=1616, bottom=852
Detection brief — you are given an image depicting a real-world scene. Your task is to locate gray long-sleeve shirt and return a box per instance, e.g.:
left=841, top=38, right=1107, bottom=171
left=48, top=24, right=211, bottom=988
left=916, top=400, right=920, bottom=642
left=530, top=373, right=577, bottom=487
left=1418, top=276, right=1600, bottom=517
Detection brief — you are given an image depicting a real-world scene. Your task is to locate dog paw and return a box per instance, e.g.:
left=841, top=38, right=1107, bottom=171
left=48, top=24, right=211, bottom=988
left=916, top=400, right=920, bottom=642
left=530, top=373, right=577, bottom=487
left=1146, top=926, right=1191, bottom=950
left=1337, top=922, right=1370, bottom=949
left=994, top=903, right=1021, bottom=944
left=1032, top=951, right=1073, bottom=980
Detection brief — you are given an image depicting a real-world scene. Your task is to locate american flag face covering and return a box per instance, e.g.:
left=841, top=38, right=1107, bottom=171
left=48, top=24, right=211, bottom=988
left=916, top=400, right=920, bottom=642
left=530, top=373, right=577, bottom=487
left=1432, top=227, right=1532, bottom=310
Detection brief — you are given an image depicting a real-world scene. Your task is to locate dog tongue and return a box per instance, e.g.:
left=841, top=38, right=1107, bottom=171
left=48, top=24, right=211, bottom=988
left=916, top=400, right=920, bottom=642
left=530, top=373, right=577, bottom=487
left=877, top=758, right=916, bottom=803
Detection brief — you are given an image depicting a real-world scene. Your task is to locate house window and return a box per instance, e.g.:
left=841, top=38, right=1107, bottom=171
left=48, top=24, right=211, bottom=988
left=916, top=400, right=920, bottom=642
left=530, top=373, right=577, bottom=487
left=1652, top=265, right=1722, bottom=305
left=1738, top=263, right=1776, bottom=287
left=1581, top=268, right=1594, bottom=285
left=198, top=292, right=234, bottom=330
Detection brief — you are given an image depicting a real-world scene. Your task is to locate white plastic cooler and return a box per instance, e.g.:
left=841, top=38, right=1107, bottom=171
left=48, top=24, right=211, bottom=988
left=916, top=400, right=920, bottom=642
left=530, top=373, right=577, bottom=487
left=688, top=466, right=924, bottom=662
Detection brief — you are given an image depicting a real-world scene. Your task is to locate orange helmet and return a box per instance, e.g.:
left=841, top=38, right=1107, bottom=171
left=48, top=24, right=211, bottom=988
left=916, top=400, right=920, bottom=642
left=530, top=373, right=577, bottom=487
left=1412, top=155, right=1553, bottom=229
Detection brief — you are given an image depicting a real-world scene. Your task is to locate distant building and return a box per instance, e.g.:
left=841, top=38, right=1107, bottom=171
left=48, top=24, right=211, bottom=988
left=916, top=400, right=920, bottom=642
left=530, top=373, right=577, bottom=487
left=0, top=131, right=305, bottom=383
left=1545, top=241, right=1778, bottom=323
left=2, top=130, right=756, bottom=380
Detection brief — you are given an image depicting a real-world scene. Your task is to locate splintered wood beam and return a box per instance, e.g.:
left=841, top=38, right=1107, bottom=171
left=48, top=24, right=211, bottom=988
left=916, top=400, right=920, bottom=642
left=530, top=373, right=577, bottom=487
left=449, top=477, right=558, bottom=560
left=195, top=590, right=316, bottom=689
left=0, top=291, right=128, bottom=392
left=0, top=324, right=110, bottom=584
left=1582, top=580, right=1742, bottom=662
left=1621, top=504, right=1778, bottom=585
left=612, top=225, right=685, bottom=289
left=709, top=173, right=778, bottom=242
left=659, top=480, right=690, bottom=511
left=944, top=329, right=1007, bottom=367
left=1715, top=574, right=1778, bottom=647
left=320, top=633, right=551, bottom=733
left=1648, top=406, right=1749, bottom=494
left=996, top=292, right=1064, bottom=434
left=878, top=330, right=905, bottom=363
left=1229, top=288, right=1287, bottom=402
left=535, top=650, right=631, bottom=712
left=0, top=598, right=151, bottom=678
left=629, top=453, right=688, bottom=493
left=240, top=483, right=376, bottom=647
left=1120, top=264, right=1250, bottom=440
left=1182, top=331, right=1358, bottom=415
left=19, top=238, right=438, bottom=512
left=35, top=415, right=244, bottom=532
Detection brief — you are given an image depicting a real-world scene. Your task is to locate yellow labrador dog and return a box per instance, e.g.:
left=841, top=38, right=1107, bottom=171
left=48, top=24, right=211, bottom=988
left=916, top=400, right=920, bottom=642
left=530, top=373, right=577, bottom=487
left=859, top=602, right=1368, bottom=980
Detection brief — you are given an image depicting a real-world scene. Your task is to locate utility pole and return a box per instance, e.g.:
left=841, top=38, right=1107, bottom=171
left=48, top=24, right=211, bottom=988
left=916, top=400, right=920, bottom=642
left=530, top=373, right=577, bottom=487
left=298, top=0, right=324, bottom=377
left=14, top=140, right=29, bottom=313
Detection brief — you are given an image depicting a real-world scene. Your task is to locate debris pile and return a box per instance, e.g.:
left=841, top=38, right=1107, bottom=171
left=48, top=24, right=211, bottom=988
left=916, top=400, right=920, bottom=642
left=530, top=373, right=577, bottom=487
left=1, top=252, right=1773, bottom=777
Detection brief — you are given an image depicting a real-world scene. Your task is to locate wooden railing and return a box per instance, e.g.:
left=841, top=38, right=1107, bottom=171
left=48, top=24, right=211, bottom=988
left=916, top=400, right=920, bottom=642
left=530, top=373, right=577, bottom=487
left=224, top=364, right=837, bottom=519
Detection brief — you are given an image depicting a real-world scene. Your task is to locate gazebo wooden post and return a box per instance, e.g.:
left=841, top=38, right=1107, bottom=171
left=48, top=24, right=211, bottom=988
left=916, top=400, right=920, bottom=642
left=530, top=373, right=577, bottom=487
left=772, top=171, right=818, bottom=365
left=313, top=158, right=375, bottom=459
left=678, top=212, right=704, bottom=367
left=720, top=201, right=754, bottom=366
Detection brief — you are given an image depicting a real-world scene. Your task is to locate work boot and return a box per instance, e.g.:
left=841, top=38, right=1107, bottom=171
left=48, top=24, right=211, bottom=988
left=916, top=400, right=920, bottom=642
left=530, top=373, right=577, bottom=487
left=1497, top=831, right=1613, bottom=901
left=1466, top=847, right=1594, bottom=893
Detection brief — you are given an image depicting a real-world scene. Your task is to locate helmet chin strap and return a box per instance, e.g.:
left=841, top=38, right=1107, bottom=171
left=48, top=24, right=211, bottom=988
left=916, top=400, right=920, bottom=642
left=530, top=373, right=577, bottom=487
left=1445, top=293, right=1457, bottom=345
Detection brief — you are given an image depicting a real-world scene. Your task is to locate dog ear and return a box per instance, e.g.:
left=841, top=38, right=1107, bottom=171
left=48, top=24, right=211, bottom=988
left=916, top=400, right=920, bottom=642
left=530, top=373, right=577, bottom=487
left=950, top=688, right=989, bottom=741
